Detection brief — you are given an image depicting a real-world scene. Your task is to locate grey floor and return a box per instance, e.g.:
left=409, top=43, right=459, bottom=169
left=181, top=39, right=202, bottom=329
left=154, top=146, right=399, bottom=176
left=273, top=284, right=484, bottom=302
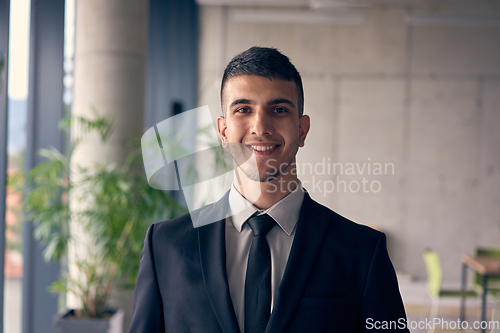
left=400, top=281, right=500, bottom=333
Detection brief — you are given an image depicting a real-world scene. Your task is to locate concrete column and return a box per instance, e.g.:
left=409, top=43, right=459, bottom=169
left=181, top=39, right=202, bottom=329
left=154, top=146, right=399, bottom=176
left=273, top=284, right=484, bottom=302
left=72, top=0, right=148, bottom=167
left=71, top=0, right=149, bottom=330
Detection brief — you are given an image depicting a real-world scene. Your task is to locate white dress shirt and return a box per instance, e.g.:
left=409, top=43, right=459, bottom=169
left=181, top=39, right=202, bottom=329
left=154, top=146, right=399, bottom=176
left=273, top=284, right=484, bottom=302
left=225, top=181, right=304, bottom=333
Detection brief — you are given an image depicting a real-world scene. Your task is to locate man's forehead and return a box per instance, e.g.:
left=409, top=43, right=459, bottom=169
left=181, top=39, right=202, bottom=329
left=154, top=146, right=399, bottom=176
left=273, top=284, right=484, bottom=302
left=224, top=74, right=295, bottom=87
left=223, top=75, right=298, bottom=102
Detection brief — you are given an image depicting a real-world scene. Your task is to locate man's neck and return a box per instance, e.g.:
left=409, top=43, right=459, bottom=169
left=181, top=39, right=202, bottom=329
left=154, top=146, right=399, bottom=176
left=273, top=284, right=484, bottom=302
left=233, top=164, right=299, bottom=210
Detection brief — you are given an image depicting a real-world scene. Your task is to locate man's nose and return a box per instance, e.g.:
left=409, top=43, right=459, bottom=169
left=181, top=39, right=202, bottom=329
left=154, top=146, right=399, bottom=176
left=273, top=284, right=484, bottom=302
left=250, top=109, right=273, bottom=136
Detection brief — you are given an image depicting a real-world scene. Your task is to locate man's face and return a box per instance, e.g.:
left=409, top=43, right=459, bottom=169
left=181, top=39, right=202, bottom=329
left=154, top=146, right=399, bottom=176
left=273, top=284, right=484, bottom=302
left=217, top=75, right=310, bottom=182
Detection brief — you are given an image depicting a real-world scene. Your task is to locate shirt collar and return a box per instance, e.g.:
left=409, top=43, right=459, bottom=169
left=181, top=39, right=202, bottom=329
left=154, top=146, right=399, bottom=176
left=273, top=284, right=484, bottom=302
left=228, top=181, right=304, bottom=236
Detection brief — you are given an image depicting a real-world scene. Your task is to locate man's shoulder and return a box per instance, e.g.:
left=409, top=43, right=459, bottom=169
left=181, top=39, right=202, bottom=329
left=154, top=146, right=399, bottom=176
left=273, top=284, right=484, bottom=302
left=151, top=207, right=201, bottom=233
left=150, top=196, right=226, bottom=235
left=145, top=209, right=205, bottom=252
left=304, top=195, right=389, bottom=272
left=305, top=193, right=383, bottom=242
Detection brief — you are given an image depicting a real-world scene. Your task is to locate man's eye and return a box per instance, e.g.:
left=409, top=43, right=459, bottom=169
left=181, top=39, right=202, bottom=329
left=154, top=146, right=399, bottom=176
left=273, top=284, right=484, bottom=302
left=235, top=107, right=250, bottom=113
left=273, top=107, right=288, bottom=114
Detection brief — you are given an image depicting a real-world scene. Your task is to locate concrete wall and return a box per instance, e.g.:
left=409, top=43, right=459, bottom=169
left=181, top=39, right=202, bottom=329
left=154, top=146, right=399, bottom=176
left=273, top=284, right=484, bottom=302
left=197, top=2, right=500, bottom=281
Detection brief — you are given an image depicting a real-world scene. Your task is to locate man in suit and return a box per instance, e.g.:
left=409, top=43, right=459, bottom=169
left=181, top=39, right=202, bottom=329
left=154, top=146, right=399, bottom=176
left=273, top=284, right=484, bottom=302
left=129, top=47, right=409, bottom=332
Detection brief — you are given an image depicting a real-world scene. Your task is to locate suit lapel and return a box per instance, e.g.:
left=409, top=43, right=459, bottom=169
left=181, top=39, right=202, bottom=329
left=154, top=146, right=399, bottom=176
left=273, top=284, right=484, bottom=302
left=197, top=192, right=241, bottom=333
left=266, top=193, right=331, bottom=333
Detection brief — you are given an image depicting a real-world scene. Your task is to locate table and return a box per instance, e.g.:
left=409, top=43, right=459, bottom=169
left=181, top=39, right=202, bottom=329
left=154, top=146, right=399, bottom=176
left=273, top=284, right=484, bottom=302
left=461, top=255, right=500, bottom=333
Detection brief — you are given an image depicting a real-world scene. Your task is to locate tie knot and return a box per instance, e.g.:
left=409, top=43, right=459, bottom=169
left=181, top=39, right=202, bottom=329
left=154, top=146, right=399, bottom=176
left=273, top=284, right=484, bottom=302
left=247, top=214, right=276, bottom=237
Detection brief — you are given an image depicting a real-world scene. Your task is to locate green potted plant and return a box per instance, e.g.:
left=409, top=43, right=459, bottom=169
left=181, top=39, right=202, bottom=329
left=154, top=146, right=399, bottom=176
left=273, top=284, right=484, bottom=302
left=21, top=114, right=186, bottom=332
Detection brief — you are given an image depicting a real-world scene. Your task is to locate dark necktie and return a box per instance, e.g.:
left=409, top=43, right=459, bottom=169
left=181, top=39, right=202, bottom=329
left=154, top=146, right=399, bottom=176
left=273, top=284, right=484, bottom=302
left=245, top=214, right=276, bottom=333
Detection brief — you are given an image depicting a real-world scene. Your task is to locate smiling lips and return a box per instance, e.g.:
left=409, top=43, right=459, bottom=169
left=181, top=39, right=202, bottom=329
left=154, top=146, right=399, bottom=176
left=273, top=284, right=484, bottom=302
left=247, top=144, right=281, bottom=154
left=251, top=145, right=278, bottom=151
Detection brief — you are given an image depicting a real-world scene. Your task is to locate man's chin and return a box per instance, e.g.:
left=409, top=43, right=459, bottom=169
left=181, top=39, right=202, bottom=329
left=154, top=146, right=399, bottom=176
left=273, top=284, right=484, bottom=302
left=258, top=175, right=278, bottom=183
left=239, top=168, right=279, bottom=183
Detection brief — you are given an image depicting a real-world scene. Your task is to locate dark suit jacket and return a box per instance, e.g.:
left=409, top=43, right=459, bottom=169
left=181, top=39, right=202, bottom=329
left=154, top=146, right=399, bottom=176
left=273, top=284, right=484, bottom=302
left=129, top=191, right=409, bottom=333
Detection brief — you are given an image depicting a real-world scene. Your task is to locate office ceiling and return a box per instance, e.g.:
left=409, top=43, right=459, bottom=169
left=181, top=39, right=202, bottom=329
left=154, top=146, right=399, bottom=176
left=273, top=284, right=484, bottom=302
left=195, top=0, right=500, bottom=11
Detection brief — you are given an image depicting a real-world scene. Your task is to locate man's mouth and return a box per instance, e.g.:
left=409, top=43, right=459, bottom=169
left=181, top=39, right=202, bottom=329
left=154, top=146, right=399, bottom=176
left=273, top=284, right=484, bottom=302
left=243, top=143, right=281, bottom=156
left=250, top=145, right=278, bottom=152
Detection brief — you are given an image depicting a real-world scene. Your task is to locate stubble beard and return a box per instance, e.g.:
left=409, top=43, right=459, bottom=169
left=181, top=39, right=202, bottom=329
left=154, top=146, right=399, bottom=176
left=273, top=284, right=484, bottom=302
left=230, top=140, right=300, bottom=183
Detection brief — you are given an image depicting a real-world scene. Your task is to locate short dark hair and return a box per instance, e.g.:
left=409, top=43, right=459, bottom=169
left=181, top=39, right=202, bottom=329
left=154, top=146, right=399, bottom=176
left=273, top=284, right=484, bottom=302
left=221, top=46, right=304, bottom=117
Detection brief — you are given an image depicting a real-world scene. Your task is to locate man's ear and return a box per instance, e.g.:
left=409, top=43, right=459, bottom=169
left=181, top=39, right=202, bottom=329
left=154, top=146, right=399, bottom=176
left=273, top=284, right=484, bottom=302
left=298, top=115, right=310, bottom=148
left=217, top=116, right=228, bottom=147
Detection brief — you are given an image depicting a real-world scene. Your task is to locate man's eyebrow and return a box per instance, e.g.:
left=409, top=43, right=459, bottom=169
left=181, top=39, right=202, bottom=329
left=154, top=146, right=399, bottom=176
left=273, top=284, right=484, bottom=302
left=229, top=98, right=254, bottom=109
left=268, top=98, right=295, bottom=108
left=228, top=98, right=296, bottom=109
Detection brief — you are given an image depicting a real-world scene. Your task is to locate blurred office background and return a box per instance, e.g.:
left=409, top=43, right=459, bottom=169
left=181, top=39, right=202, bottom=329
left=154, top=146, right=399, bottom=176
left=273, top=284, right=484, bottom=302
left=1, top=0, right=500, bottom=332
